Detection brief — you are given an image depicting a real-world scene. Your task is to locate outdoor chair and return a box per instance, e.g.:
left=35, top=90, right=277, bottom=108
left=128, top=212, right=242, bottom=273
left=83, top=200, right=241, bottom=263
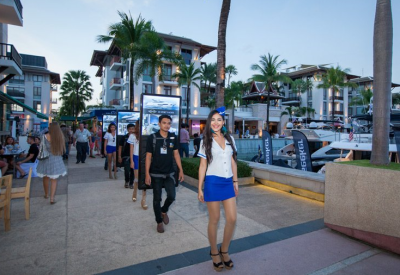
left=0, top=175, right=13, bottom=231
left=11, top=168, right=32, bottom=220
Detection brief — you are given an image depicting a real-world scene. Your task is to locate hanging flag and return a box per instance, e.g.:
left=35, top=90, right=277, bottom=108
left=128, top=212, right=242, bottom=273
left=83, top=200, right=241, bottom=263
left=292, top=130, right=312, bottom=172
left=262, top=130, right=273, bottom=165
left=349, top=125, right=354, bottom=141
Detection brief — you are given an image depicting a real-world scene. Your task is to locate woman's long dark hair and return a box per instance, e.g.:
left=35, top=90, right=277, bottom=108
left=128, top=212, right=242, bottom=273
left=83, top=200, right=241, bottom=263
left=133, top=119, right=140, bottom=140
left=202, top=110, right=237, bottom=164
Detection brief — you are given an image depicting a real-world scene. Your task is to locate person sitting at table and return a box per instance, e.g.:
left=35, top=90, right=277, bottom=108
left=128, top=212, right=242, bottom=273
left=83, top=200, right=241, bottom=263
left=0, top=144, right=9, bottom=176
left=3, top=136, right=16, bottom=167
left=15, top=136, right=39, bottom=179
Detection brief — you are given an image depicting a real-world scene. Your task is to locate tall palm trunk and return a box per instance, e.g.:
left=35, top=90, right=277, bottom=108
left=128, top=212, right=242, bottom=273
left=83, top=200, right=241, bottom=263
left=216, top=0, right=231, bottom=107
left=231, top=102, right=235, bottom=134
left=129, top=59, right=135, bottom=110
left=186, top=83, right=191, bottom=123
left=371, top=0, right=393, bottom=165
left=331, top=89, right=335, bottom=121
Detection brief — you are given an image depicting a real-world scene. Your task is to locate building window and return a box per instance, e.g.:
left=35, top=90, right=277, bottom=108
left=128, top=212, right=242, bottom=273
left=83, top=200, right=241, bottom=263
left=339, top=103, right=343, bottom=111
left=6, top=87, right=25, bottom=97
left=33, top=75, right=43, bottom=82
left=9, top=74, right=25, bottom=85
left=308, top=102, right=312, bottom=108
left=33, top=87, right=42, bottom=96
left=348, top=108, right=353, bottom=116
left=33, top=101, right=41, bottom=112
left=11, top=100, right=24, bottom=112
left=181, top=87, right=187, bottom=101
left=142, top=83, right=153, bottom=94
left=143, top=66, right=151, bottom=82
left=356, top=107, right=364, bottom=115
left=164, top=86, right=172, bottom=95
left=323, top=89, right=327, bottom=100
left=323, top=102, right=327, bottom=115
left=163, top=64, right=172, bottom=81
left=307, top=89, right=313, bottom=99
left=181, top=49, right=192, bottom=65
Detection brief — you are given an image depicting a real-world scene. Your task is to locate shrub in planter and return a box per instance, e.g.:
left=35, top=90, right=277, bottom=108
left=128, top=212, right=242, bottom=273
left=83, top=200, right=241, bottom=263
left=181, top=158, right=252, bottom=180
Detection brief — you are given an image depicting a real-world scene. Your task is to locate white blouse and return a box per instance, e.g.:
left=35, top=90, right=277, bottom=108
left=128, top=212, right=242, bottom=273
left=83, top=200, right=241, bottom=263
left=104, top=132, right=117, bottom=147
left=127, top=134, right=139, bottom=156
left=198, top=136, right=237, bottom=178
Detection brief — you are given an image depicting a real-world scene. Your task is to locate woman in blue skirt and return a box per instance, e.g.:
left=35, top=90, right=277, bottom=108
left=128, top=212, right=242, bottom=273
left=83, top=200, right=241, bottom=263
left=198, top=107, right=238, bottom=271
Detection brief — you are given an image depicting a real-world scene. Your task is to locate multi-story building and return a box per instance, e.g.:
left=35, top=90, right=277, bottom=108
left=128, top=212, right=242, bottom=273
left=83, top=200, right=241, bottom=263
left=281, top=64, right=360, bottom=123
left=349, top=76, right=400, bottom=116
left=6, top=54, right=60, bottom=133
left=0, top=0, right=23, bottom=133
left=90, top=32, right=216, bottom=135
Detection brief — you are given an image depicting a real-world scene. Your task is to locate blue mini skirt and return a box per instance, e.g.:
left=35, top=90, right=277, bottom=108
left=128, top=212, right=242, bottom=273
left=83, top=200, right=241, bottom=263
left=133, top=155, right=139, bottom=170
left=204, top=175, right=235, bottom=202
left=106, top=145, right=116, bottom=154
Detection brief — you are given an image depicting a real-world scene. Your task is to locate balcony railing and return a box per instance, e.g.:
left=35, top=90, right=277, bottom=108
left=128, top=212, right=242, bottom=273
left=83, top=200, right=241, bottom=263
left=51, top=99, right=58, bottom=104
left=162, top=75, right=176, bottom=82
left=110, top=78, right=121, bottom=85
left=50, top=84, right=58, bottom=91
left=330, top=111, right=344, bottom=115
left=0, top=43, right=22, bottom=70
left=14, top=0, right=23, bottom=18
left=109, top=99, right=121, bottom=106
left=329, top=96, right=344, bottom=101
left=110, top=56, right=121, bottom=66
left=7, top=90, right=24, bottom=98
left=282, top=96, right=300, bottom=102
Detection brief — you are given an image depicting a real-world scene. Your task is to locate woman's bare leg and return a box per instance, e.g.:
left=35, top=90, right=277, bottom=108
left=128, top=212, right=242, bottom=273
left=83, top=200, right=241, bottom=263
left=108, top=154, right=112, bottom=178
left=43, top=176, right=49, bottom=198
left=50, top=179, right=58, bottom=202
left=207, top=201, right=221, bottom=260
left=112, top=152, right=117, bottom=179
left=220, top=197, right=237, bottom=260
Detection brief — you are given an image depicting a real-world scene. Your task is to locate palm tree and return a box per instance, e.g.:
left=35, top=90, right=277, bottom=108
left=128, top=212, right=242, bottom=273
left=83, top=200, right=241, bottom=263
left=392, top=92, right=400, bottom=107
left=371, top=0, right=393, bottom=165
left=200, top=62, right=217, bottom=106
left=317, top=66, right=357, bottom=121
left=134, top=31, right=182, bottom=94
left=173, top=62, right=202, bottom=123
left=216, top=0, right=231, bottom=107
left=60, top=70, right=93, bottom=127
left=349, top=88, right=373, bottom=113
left=97, top=12, right=152, bottom=110
left=251, top=54, right=292, bottom=131
left=225, top=80, right=244, bottom=132
left=225, top=64, right=237, bottom=88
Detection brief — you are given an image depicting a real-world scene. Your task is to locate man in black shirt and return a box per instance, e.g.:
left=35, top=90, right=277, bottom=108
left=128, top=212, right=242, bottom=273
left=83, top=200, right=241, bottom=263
left=15, top=136, right=39, bottom=178
left=118, top=123, right=135, bottom=189
left=145, top=115, right=184, bottom=233
left=192, top=133, right=201, bottom=158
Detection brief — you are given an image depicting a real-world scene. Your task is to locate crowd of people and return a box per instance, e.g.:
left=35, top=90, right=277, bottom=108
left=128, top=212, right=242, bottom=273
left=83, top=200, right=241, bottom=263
left=0, top=107, right=239, bottom=271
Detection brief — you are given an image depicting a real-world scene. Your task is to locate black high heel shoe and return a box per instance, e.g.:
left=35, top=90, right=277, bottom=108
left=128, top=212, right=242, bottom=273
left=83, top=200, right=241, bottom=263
left=210, top=250, right=224, bottom=272
left=219, top=248, right=234, bottom=270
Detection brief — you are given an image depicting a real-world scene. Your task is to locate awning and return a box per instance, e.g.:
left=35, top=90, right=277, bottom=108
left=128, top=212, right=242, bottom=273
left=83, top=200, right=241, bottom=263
left=235, top=116, right=263, bottom=121
left=59, top=116, right=93, bottom=122
left=0, top=91, right=49, bottom=120
left=189, top=115, right=209, bottom=120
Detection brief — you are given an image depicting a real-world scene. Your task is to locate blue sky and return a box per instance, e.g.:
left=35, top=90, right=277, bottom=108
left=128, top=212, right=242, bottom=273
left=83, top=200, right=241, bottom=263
left=9, top=0, right=400, bottom=106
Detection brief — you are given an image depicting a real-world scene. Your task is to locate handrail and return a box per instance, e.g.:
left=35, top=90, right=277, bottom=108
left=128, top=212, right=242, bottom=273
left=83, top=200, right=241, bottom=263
left=0, top=43, right=22, bottom=70
left=14, top=0, right=23, bottom=19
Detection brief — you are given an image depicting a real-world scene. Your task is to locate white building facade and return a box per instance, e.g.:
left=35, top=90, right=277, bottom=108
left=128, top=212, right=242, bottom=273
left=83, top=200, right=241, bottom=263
left=90, top=33, right=216, bottom=135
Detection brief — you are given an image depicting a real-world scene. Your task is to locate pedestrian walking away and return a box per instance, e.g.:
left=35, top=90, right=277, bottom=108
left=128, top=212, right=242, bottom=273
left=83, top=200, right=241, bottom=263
left=179, top=123, right=190, bottom=158
left=198, top=106, right=238, bottom=271
left=118, top=124, right=135, bottom=189
left=128, top=120, right=147, bottom=210
left=104, top=123, right=118, bottom=180
left=60, top=123, right=71, bottom=160
left=145, top=115, right=184, bottom=233
left=73, top=122, right=92, bottom=164
left=37, top=122, right=67, bottom=204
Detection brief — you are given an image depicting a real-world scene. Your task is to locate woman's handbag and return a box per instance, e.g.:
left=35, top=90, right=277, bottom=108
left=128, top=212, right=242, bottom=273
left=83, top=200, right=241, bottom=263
left=38, top=135, right=50, bottom=160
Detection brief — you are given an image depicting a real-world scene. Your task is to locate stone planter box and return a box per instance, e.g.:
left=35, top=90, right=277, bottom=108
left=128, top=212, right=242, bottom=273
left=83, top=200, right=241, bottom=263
left=324, top=162, right=400, bottom=255
left=183, top=175, right=254, bottom=189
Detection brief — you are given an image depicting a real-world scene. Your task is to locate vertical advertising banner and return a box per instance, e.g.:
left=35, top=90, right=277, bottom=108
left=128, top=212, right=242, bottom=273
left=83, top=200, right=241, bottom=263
left=117, top=111, right=140, bottom=136
left=262, top=130, right=273, bottom=165
left=102, top=115, right=117, bottom=132
left=292, top=130, right=312, bottom=172
left=138, top=94, right=182, bottom=190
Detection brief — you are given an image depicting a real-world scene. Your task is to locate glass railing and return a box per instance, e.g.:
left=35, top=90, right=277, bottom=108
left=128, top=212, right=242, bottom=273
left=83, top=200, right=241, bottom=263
left=14, top=0, right=23, bottom=18
left=0, top=43, right=22, bottom=70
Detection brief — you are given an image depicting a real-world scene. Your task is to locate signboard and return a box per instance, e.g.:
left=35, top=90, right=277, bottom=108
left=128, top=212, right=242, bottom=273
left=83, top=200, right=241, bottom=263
left=292, top=130, right=312, bottom=172
left=138, top=94, right=182, bottom=190
left=102, top=115, right=117, bottom=132
left=117, top=111, right=140, bottom=136
left=262, top=130, right=273, bottom=165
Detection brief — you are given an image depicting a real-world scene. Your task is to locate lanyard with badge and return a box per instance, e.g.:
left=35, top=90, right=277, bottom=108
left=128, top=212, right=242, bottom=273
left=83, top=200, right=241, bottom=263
left=161, top=138, right=167, bottom=154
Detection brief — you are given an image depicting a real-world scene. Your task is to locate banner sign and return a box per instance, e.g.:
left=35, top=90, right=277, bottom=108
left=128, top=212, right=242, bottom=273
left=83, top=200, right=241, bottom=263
left=292, top=130, right=312, bottom=172
left=394, top=128, right=400, bottom=161
left=102, top=115, right=117, bottom=132
left=262, top=130, right=273, bottom=165
left=117, top=111, right=140, bottom=136
left=138, top=94, right=182, bottom=190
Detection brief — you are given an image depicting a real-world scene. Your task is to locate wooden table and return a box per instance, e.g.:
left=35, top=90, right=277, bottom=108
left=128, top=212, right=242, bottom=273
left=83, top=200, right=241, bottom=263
left=0, top=149, right=25, bottom=177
